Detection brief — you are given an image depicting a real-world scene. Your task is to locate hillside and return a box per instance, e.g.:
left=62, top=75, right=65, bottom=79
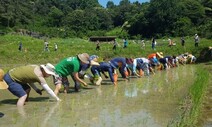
left=0, top=34, right=211, bottom=68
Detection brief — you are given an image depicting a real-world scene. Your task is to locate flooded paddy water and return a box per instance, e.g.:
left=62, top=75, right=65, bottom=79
left=0, top=65, right=197, bottom=127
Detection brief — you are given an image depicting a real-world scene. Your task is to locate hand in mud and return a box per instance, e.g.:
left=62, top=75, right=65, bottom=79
left=57, top=99, right=62, bottom=102
left=36, top=89, right=42, bottom=95
left=113, top=82, right=117, bottom=86
left=104, top=75, right=109, bottom=78
left=83, top=82, right=88, bottom=87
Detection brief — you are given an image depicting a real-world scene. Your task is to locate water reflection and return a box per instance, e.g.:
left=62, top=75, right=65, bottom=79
left=95, top=86, right=102, bottom=96
left=41, top=102, right=60, bottom=127
left=125, top=83, right=138, bottom=97
left=96, top=108, right=160, bottom=127
left=113, top=85, right=118, bottom=96
left=17, top=106, right=26, bottom=118
left=0, top=66, right=197, bottom=127
left=141, top=77, right=150, bottom=94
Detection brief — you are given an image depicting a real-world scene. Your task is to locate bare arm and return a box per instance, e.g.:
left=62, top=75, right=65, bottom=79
left=73, top=72, right=88, bottom=86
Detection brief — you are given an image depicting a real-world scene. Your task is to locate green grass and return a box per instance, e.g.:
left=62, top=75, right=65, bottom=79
left=0, top=34, right=211, bottom=67
left=170, top=65, right=210, bottom=127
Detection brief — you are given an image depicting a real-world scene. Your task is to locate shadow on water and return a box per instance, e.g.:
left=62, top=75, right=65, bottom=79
left=0, top=112, right=4, bottom=118
left=0, top=97, right=49, bottom=105
left=0, top=65, right=197, bottom=127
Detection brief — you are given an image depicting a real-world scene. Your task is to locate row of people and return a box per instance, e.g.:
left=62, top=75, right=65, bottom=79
left=84, top=52, right=196, bottom=86
left=0, top=53, right=96, bottom=106
left=0, top=52, right=196, bottom=107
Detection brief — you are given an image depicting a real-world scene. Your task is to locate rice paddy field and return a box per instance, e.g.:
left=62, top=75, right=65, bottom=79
left=0, top=34, right=211, bottom=126
left=0, top=65, right=205, bottom=127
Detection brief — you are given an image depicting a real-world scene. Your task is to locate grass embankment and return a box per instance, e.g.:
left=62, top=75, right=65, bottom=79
left=171, top=64, right=211, bottom=127
left=0, top=34, right=211, bottom=67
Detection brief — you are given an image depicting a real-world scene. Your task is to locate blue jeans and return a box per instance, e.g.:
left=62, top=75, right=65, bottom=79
left=3, top=73, right=30, bottom=97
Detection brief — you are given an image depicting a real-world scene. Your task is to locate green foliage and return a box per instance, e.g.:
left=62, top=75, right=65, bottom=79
left=198, top=20, right=212, bottom=39
left=179, top=0, right=205, bottom=25
left=105, top=27, right=129, bottom=38
left=173, top=17, right=194, bottom=36
left=47, top=6, right=64, bottom=27
left=0, top=0, right=211, bottom=39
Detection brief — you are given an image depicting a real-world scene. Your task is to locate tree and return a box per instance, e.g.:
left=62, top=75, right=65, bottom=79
left=106, top=1, right=115, bottom=8
left=62, top=10, right=85, bottom=34
left=145, top=0, right=180, bottom=37
left=47, top=6, right=64, bottom=27
left=179, top=0, right=205, bottom=25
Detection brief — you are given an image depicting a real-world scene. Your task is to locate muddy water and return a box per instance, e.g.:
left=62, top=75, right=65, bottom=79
left=0, top=66, right=196, bottom=127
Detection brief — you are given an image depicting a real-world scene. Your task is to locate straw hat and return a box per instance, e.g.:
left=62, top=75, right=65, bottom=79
left=0, top=69, right=8, bottom=89
left=78, top=53, right=90, bottom=64
left=156, top=52, right=163, bottom=58
left=89, top=55, right=100, bottom=66
left=90, top=60, right=100, bottom=66
left=40, top=63, right=56, bottom=76
left=89, top=55, right=99, bottom=62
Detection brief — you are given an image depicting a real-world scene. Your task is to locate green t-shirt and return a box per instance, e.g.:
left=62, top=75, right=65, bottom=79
left=55, top=57, right=80, bottom=77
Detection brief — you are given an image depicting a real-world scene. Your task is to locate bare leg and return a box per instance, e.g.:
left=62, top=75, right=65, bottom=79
left=64, top=86, right=69, bottom=93
left=17, top=94, right=27, bottom=106
left=54, top=84, right=62, bottom=95
left=25, top=88, right=31, bottom=102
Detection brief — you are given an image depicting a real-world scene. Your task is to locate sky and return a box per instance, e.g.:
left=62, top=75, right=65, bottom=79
left=98, top=0, right=150, bottom=8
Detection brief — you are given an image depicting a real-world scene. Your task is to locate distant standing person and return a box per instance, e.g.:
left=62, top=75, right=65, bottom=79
left=96, top=40, right=100, bottom=51
left=168, top=38, right=173, bottom=47
left=112, top=39, right=118, bottom=50
left=18, top=42, right=22, bottom=51
left=123, top=39, right=128, bottom=48
left=194, top=34, right=199, bottom=47
left=54, top=43, right=58, bottom=51
left=44, top=40, right=49, bottom=51
left=181, top=37, right=185, bottom=46
left=152, top=38, right=156, bottom=50
left=141, top=40, right=145, bottom=49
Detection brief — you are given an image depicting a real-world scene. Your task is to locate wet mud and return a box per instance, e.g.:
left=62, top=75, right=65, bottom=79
left=0, top=66, right=196, bottom=127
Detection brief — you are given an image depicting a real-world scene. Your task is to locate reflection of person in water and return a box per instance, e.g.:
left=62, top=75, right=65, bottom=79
left=17, top=106, right=26, bottom=117
left=95, top=85, right=102, bottom=96
left=41, top=102, right=60, bottom=127
left=125, top=83, right=138, bottom=97
left=141, top=77, right=150, bottom=94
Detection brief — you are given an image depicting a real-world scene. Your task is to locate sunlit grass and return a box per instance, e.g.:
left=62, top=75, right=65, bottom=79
left=0, top=34, right=211, bottom=65
left=171, top=65, right=210, bottom=126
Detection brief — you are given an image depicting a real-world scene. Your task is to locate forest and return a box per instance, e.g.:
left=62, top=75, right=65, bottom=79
left=0, top=0, right=211, bottom=39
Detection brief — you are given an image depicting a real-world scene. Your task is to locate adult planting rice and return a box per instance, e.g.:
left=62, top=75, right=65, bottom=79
left=53, top=53, right=91, bottom=95
left=148, top=52, right=163, bottom=70
left=90, top=61, right=117, bottom=85
left=109, top=57, right=133, bottom=80
left=128, top=58, right=154, bottom=77
left=159, top=56, right=174, bottom=70
left=78, top=55, right=101, bottom=85
left=3, top=63, right=60, bottom=106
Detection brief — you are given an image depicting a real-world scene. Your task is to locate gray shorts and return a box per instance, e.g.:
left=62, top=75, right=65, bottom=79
left=53, top=75, right=70, bottom=87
